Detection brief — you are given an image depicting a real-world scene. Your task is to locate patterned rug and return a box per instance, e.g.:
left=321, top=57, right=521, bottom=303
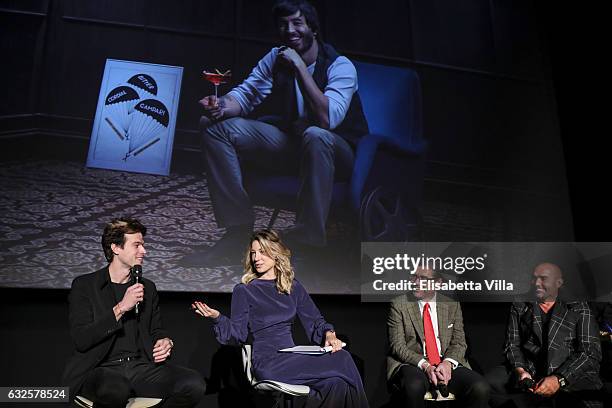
left=0, top=159, right=571, bottom=293
left=0, top=160, right=300, bottom=292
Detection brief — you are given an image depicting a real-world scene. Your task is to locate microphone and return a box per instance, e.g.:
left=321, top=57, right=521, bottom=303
left=518, top=377, right=535, bottom=391
left=131, top=265, right=143, bottom=315
left=437, top=382, right=449, bottom=398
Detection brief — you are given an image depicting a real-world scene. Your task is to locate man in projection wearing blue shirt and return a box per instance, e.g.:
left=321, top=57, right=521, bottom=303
left=186, top=0, right=369, bottom=265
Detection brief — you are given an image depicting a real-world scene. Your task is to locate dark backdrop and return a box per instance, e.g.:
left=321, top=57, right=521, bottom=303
left=1, top=0, right=571, bottom=217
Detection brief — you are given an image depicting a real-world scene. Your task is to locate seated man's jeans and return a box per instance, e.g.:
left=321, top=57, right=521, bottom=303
left=203, top=117, right=354, bottom=246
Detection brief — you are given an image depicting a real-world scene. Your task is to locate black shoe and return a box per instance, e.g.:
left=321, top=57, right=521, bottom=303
left=178, top=228, right=250, bottom=267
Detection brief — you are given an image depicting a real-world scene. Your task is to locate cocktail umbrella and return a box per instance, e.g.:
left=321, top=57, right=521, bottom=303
left=104, top=86, right=140, bottom=140
left=127, top=73, right=158, bottom=99
left=124, top=99, right=170, bottom=160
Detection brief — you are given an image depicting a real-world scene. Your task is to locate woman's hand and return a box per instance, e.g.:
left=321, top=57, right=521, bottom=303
left=192, top=301, right=220, bottom=319
left=324, top=330, right=343, bottom=353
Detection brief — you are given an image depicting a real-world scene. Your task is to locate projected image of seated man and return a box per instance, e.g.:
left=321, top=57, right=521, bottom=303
left=62, top=218, right=204, bottom=408
left=184, top=0, right=369, bottom=266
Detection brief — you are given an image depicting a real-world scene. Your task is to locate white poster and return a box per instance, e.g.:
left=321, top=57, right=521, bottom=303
left=86, top=59, right=183, bottom=176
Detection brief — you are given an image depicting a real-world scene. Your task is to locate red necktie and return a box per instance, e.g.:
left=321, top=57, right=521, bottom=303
left=423, top=303, right=441, bottom=365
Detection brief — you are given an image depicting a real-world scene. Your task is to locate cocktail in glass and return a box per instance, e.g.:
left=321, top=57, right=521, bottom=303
left=202, top=69, right=232, bottom=106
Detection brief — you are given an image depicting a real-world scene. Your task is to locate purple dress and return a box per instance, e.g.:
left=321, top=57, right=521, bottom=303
left=213, top=278, right=369, bottom=408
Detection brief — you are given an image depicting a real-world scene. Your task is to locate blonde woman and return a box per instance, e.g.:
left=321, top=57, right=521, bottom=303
left=192, top=229, right=368, bottom=408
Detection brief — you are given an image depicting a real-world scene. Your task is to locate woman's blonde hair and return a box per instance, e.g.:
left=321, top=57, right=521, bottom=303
left=241, top=229, right=294, bottom=294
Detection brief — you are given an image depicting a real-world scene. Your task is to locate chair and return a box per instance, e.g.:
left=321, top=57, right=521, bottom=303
left=241, top=344, right=310, bottom=408
left=424, top=389, right=456, bottom=406
left=389, top=379, right=456, bottom=407
left=241, top=61, right=426, bottom=241
left=74, top=395, right=162, bottom=408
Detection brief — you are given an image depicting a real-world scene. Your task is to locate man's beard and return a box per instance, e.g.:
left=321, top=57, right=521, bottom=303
left=301, top=32, right=314, bottom=52
left=290, top=31, right=314, bottom=54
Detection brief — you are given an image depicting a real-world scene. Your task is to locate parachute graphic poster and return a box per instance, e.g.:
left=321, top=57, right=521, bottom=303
left=87, top=59, right=183, bottom=176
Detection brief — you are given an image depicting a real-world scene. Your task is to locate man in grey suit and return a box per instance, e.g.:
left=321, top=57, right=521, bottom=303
left=387, top=267, right=490, bottom=408
left=486, top=262, right=602, bottom=408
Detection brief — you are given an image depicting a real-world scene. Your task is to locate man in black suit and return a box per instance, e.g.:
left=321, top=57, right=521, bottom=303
left=486, top=262, right=602, bottom=408
left=62, top=218, right=204, bottom=408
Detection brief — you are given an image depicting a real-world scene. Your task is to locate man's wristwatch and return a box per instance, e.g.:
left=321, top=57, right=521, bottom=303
left=553, top=374, right=567, bottom=388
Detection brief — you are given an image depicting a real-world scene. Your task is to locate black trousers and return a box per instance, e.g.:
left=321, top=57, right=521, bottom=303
left=485, top=365, right=603, bottom=408
left=391, top=365, right=490, bottom=408
left=79, top=360, right=204, bottom=408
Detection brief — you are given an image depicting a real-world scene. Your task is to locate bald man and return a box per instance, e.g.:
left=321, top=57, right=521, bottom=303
left=486, top=263, right=602, bottom=408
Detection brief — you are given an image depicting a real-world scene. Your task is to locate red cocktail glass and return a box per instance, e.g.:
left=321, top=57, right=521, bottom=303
left=202, top=69, right=232, bottom=105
